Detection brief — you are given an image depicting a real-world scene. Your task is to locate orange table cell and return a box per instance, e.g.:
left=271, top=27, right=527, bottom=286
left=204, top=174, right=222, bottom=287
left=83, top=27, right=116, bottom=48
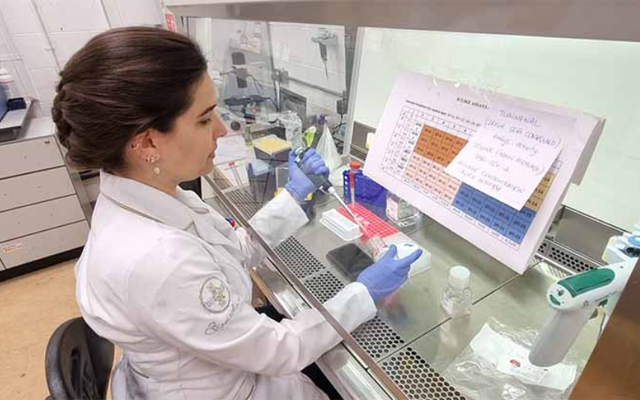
left=442, top=150, right=458, bottom=165
left=533, top=184, right=550, bottom=199
left=420, top=132, right=435, bottom=146
left=541, top=173, right=555, bottom=187
left=448, top=147, right=462, bottom=158
left=454, top=137, right=468, bottom=147
left=415, top=144, right=427, bottom=156
left=421, top=125, right=434, bottom=135
left=425, top=148, right=438, bottom=161
left=435, top=153, right=447, bottom=166
left=442, top=133, right=455, bottom=146
left=526, top=196, right=542, bottom=212
left=438, top=143, right=451, bottom=154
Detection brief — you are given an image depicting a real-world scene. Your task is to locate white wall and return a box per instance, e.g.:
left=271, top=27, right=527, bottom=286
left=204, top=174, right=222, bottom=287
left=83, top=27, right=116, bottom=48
left=354, top=28, right=640, bottom=231
left=0, top=0, right=164, bottom=116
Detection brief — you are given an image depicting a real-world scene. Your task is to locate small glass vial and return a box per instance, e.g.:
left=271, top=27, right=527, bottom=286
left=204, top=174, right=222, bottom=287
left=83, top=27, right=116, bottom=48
left=386, top=192, right=421, bottom=228
left=441, top=266, right=473, bottom=318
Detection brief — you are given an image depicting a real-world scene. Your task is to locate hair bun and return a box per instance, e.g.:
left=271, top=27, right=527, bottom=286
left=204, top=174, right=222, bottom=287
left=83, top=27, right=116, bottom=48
left=52, top=87, right=72, bottom=149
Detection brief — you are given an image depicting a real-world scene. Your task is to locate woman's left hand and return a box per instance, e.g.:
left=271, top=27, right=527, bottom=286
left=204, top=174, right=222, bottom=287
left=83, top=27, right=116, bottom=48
left=285, top=149, right=330, bottom=202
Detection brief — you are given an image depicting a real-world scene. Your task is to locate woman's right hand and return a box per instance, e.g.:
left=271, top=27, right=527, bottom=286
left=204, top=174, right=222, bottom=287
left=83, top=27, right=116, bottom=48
left=356, top=245, right=423, bottom=300
left=285, top=149, right=329, bottom=202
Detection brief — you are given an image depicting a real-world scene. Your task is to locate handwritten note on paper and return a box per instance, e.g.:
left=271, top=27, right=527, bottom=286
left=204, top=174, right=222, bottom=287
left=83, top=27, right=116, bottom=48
left=445, top=105, right=575, bottom=210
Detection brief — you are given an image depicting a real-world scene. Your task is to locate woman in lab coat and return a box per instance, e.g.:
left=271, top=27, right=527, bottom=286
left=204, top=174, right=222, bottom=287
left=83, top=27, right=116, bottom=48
left=53, top=27, right=421, bottom=400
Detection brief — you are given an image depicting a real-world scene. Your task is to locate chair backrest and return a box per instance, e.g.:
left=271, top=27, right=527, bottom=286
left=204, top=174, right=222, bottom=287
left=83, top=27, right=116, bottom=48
left=45, top=317, right=114, bottom=400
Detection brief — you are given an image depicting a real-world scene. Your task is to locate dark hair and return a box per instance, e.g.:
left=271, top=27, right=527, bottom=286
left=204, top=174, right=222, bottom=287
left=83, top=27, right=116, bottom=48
left=52, top=27, right=207, bottom=172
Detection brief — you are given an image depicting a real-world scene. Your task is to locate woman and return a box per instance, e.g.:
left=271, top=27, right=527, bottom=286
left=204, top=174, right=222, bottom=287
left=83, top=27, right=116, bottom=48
left=55, top=27, right=421, bottom=400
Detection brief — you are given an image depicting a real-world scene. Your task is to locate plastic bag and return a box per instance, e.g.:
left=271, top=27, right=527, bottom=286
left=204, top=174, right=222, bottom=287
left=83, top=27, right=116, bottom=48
left=316, top=122, right=342, bottom=171
left=279, top=110, right=303, bottom=149
left=441, top=318, right=583, bottom=400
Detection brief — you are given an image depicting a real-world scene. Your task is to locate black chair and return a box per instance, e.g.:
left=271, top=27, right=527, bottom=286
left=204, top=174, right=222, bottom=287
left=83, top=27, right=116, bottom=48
left=44, top=317, right=114, bottom=400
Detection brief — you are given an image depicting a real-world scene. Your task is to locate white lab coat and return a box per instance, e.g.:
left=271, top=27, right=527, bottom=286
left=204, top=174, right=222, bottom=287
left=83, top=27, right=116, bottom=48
left=75, top=171, right=377, bottom=400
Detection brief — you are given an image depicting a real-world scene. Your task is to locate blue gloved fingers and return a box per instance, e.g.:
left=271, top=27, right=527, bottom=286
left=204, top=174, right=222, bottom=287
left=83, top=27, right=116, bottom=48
left=301, top=148, right=318, bottom=163
left=316, top=165, right=330, bottom=176
left=381, top=245, right=398, bottom=261
left=286, top=149, right=318, bottom=202
left=302, top=147, right=318, bottom=161
left=399, top=249, right=423, bottom=265
left=307, top=159, right=326, bottom=173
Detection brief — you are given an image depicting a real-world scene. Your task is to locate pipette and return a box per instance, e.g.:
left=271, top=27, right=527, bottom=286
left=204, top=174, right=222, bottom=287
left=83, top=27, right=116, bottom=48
left=293, top=147, right=368, bottom=236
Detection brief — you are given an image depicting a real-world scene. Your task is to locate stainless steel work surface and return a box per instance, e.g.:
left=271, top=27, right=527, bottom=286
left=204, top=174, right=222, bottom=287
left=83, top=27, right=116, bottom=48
left=377, top=262, right=601, bottom=396
left=290, top=194, right=518, bottom=346
left=215, top=184, right=606, bottom=399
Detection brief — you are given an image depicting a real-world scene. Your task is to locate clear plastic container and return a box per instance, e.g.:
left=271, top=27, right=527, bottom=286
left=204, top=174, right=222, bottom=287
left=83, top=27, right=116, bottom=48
left=441, top=266, right=473, bottom=318
left=0, top=68, right=19, bottom=100
left=386, top=192, right=421, bottom=228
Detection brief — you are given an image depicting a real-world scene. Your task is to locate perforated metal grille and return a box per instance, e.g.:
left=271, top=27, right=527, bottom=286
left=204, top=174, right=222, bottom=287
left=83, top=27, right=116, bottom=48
left=353, top=317, right=405, bottom=360
left=382, top=348, right=466, bottom=400
left=548, top=246, right=595, bottom=273
left=538, top=240, right=548, bottom=253
left=537, top=239, right=598, bottom=273
left=225, top=188, right=261, bottom=218
left=274, top=237, right=326, bottom=279
left=304, top=271, right=345, bottom=303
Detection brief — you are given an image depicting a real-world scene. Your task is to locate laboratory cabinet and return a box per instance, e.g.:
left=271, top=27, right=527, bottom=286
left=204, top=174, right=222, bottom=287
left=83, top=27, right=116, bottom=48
left=0, top=116, right=91, bottom=273
left=169, top=1, right=640, bottom=399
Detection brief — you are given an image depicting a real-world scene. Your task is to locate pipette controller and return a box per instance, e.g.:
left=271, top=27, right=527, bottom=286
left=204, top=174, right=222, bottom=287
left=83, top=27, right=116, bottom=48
left=293, top=147, right=368, bottom=236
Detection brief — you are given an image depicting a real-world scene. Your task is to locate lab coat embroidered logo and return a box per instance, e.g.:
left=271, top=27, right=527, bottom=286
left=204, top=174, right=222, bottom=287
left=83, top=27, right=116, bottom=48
left=200, top=277, right=231, bottom=314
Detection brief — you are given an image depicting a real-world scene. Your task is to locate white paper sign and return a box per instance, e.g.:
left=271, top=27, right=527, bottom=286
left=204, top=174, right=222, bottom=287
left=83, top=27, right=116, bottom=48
left=446, top=105, right=574, bottom=210
left=363, top=72, right=603, bottom=274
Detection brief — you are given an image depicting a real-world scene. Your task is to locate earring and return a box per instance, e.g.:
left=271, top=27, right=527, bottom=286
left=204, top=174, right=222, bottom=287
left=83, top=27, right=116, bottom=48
left=153, top=167, right=160, bottom=175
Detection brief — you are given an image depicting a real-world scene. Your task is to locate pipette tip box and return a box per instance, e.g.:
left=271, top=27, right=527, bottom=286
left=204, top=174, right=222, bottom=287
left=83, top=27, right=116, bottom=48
left=320, top=209, right=363, bottom=241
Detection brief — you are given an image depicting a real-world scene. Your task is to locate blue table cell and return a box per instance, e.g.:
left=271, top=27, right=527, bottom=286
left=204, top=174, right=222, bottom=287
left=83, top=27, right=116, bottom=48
left=511, top=217, right=532, bottom=232
left=465, top=203, right=481, bottom=218
left=517, top=207, right=536, bottom=222
left=495, top=205, right=515, bottom=224
left=457, top=184, right=473, bottom=200
left=482, top=200, right=499, bottom=215
left=469, top=193, right=487, bottom=208
left=506, top=227, right=525, bottom=244
left=453, top=197, right=468, bottom=210
left=491, top=218, right=508, bottom=235
left=478, top=212, right=493, bottom=226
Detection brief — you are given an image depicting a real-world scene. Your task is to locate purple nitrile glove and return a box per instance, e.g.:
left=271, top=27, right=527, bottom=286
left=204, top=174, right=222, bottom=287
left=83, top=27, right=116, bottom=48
left=356, top=245, right=423, bottom=300
left=285, top=149, right=330, bottom=202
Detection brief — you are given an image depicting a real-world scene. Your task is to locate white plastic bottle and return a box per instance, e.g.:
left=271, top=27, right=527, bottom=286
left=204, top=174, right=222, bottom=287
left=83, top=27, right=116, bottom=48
left=441, top=266, right=473, bottom=317
left=0, top=68, right=20, bottom=100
